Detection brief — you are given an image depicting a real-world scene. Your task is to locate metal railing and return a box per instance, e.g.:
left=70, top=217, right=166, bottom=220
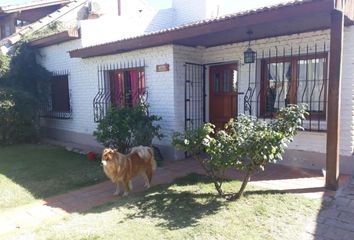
left=93, top=60, right=147, bottom=122
left=243, top=43, right=329, bottom=132
left=41, top=70, right=72, bottom=120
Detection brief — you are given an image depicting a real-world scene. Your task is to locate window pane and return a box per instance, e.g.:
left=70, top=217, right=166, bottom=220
left=110, top=71, right=124, bottom=107
left=297, top=58, right=326, bottom=112
left=223, top=69, right=231, bottom=92
left=232, top=70, right=238, bottom=92
left=213, top=72, right=220, bottom=93
left=265, top=62, right=291, bottom=113
left=109, top=69, right=145, bottom=108
left=51, top=75, right=70, bottom=112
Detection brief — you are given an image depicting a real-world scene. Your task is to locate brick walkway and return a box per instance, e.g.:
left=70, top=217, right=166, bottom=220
left=304, top=176, right=354, bottom=240
left=0, top=159, right=351, bottom=238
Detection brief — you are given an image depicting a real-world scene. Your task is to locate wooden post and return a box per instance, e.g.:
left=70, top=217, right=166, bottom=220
left=326, top=9, right=344, bottom=190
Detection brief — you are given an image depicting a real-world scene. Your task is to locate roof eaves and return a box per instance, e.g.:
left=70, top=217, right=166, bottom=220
left=29, top=29, right=80, bottom=48
left=0, top=0, right=72, bottom=13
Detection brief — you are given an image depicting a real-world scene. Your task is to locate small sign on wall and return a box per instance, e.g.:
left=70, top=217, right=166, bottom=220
left=156, top=63, right=169, bottom=72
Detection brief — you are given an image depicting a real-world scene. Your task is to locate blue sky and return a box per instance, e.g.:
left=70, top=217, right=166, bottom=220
left=0, top=0, right=290, bottom=13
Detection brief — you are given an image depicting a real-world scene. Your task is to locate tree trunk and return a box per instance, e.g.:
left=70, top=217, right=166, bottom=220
left=228, top=170, right=252, bottom=201
left=195, top=155, right=224, bottom=196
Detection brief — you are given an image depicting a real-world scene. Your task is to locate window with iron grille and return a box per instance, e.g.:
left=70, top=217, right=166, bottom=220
left=260, top=53, right=327, bottom=119
left=242, top=43, right=329, bottom=132
left=42, top=71, right=72, bottom=119
left=109, top=68, right=145, bottom=108
left=93, top=61, right=147, bottom=122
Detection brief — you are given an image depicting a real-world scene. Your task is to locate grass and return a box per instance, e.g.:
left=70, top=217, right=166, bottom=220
left=11, top=173, right=322, bottom=240
left=0, top=144, right=106, bottom=210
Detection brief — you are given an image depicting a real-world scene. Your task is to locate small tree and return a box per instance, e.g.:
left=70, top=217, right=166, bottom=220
left=173, top=104, right=307, bottom=200
left=94, top=104, right=163, bottom=153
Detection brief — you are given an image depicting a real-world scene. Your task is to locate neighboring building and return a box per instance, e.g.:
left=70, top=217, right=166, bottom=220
left=30, top=0, right=354, bottom=176
left=0, top=0, right=72, bottom=39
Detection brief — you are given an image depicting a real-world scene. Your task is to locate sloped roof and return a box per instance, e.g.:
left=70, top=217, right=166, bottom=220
left=0, top=0, right=72, bottom=13
left=69, top=0, right=336, bottom=58
left=0, top=0, right=86, bottom=52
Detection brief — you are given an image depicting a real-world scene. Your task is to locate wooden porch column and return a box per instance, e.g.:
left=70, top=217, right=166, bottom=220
left=326, top=9, right=344, bottom=190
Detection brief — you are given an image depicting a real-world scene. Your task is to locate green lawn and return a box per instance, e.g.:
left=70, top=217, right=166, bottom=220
left=11, top=174, right=322, bottom=240
left=0, top=144, right=106, bottom=210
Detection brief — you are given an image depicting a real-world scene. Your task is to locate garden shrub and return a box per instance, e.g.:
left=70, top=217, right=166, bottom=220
left=0, top=88, right=40, bottom=144
left=0, top=42, right=51, bottom=144
left=173, top=104, right=307, bottom=200
left=0, top=54, right=9, bottom=81
left=5, top=42, right=51, bottom=105
left=94, top=104, right=163, bottom=154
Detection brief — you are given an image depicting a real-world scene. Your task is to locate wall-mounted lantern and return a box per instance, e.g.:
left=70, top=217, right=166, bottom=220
left=243, top=30, right=256, bottom=64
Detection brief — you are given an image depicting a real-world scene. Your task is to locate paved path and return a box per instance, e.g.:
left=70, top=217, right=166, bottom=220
left=0, top=159, right=351, bottom=238
left=304, top=176, right=354, bottom=240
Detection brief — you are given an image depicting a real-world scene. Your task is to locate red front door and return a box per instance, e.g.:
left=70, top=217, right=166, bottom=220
left=209, top=64, right=238, bottom=129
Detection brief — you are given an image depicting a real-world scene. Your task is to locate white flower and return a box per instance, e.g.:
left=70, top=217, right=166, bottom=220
left=184, top=139, right=190, bottom=145
left=202, top=138, right=210, bottom=146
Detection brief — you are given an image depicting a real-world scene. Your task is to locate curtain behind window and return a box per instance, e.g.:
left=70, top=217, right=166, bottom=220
left=297, top=58, right=325, bottom=112
left=266, top=62, right=291, bottom=112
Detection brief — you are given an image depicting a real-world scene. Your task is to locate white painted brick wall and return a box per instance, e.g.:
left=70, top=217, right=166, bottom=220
left=341, top=25, right=354, bottom=156
left=199, top=29, right=354, bottom=156
left=173, top=45, right=204, bottom=132
left=38, top=27, right=354, bottom=157
left=39, top=41, right=176, bottom=145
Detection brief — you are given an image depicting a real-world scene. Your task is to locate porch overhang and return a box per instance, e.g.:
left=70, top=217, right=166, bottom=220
left=69, top=0, right=351, bottom=59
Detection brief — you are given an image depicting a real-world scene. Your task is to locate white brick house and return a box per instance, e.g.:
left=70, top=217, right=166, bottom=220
left=30, top=0, right=354, bottom=181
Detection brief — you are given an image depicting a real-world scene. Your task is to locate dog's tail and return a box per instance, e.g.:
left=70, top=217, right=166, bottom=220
left=131, top=146, right=157, bottom=171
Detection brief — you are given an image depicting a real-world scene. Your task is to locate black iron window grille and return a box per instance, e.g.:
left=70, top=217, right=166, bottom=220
left=185, top=62, right=206, bottom=131
left=93, top=60, right=147, bottom=122
left=244, top=43, right=329, bottom=132
left=41, top=70, right=72, bottom=119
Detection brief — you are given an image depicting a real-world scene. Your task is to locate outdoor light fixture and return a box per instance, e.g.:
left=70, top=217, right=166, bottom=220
left=244, top=30, right=256, bottom=64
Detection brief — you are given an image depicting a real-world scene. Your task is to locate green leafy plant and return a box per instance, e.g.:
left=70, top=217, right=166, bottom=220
left=5, top=41, right=51, bottom=105
left=0, top=54, right=9, bottom=81
left=0, top=41, right=51, bottom=144
left=173, top=104, right=308, bottom=200
left=0, top=87, right=40, bottom=144
left=94, top=104, right=163, bottom=154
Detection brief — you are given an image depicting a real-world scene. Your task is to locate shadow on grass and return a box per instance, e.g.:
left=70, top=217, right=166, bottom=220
left=86, top=173, right=290, bottom=230
left=0, top=144, right=106, bottom=209
left=86, top=174, right=224, bottom=229
left=125, top=188, right=221, bottom=229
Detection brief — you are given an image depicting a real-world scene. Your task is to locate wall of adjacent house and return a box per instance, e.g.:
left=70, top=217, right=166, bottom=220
left=172, top=0, right=222, bottom=26
left=79, top=8, right=175, bottom=47
left=0, top=14, right=16, bottom=39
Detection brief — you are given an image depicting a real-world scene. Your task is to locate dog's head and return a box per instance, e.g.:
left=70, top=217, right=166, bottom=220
left=101, top=148, right=116, bottom=167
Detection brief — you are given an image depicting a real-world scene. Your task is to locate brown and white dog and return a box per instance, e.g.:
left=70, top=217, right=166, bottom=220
left=101, top=146, right=157, bottom=196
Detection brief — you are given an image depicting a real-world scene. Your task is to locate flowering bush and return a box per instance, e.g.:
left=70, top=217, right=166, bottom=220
left=172, top=104, right=308, bottom=200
